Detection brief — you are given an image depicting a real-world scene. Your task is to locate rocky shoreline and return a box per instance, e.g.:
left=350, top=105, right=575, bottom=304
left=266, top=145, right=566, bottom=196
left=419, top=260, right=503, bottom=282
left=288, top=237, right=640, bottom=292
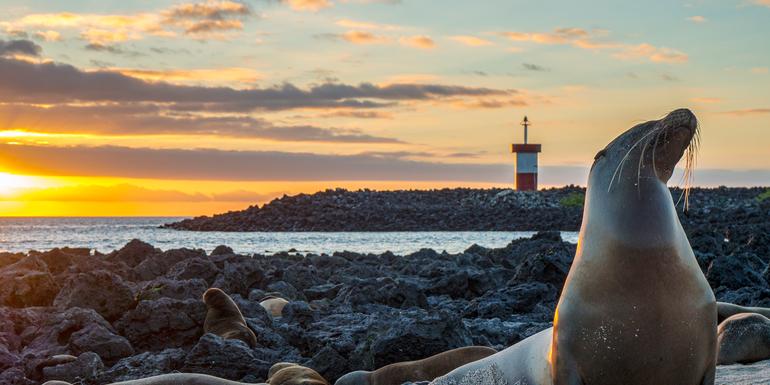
left=2, top=216, right=770, bottom=384
left=162, top=186, right=770, bottom=233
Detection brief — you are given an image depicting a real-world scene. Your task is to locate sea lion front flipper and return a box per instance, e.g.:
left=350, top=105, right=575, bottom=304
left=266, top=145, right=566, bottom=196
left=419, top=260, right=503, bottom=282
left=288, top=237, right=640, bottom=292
left=699, top=365, right=715, bottom=385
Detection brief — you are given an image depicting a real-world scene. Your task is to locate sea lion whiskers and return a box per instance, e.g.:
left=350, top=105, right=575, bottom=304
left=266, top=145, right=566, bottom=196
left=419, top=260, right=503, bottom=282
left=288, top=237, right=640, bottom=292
left=673, top=119, right=701, bottom=211
left=608, top=125, right=663, bottom=193
left=635, top=123, right=667, bottom=197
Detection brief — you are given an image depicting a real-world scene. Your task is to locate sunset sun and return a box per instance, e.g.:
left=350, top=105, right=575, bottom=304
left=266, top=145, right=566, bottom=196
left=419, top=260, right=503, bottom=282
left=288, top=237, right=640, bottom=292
left=0, top=172, right=38, bottom=193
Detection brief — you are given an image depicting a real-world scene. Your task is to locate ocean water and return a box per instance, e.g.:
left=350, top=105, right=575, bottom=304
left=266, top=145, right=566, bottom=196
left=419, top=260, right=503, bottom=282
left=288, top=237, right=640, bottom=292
left=0, top=217, right=579, bottom=255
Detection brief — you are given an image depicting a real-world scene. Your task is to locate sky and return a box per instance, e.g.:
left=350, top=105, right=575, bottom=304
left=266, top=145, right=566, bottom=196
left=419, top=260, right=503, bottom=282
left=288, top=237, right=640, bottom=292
left=0, top=0, right=768, bottom=216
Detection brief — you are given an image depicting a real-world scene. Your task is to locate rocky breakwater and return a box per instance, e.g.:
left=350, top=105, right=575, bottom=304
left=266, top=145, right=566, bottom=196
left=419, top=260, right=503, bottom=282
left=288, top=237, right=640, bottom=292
left=1, top=221, right=770, bottom=384
left=162, top=186, right=770, bottom=233
left=162, top=187, right=586, bottom=232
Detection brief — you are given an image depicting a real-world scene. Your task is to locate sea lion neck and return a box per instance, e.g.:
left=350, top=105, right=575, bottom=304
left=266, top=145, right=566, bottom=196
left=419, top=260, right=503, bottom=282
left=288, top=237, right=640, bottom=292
left=580, top=180, right=682, bottom=253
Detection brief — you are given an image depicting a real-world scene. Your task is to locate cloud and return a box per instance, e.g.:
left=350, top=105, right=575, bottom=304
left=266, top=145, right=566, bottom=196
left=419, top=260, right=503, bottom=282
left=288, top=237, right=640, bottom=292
left=0, top=103, right=401, bottom=143
left=660, top=73, right=679, bottom=81
left=283, top=0, right=333, bottom=11
left=0, top=39, right=41, bottom=57
left=720, top=108, right=770, bottom=116
left=449, top=35, right=493, bottom=47
left=84, top=43, right=144, bottom=57
left=9, top=12, right=164, bottom=44
left=752, top=67, right=769, bottom=74
left=612, top=43, right=688, bottom=63
left=0, top=143, right=514, bottom=182
left=112, top=67, right=263, bottom=86
left=0, top=56, right=509, bottom=111
left=4, top=143, right=764, bottom=186
left=399, top=35, right=435, bottom=49
left=3, top=1, right=254, bottom=44
left=341, top=30, right=389, bottom=44
left=14, top=183, right=280, bottom=202
left=450, top=98, right=528, bottom=109
left=318, top=110, right=394, bottom=119
left=162, top=0, right=252, bottom=36
left=500, top=27, right=688, bottom=64
left=522, top=63, right=548, bottom=71
left=33, top=30, right=62, bottom=41
left=687, top=15, right=707, bottom=23
left=690, top=97, right=721, bottom=104
left=751, top=0, right=770, bottom=7
left=335, top=18, right=399, bottom=30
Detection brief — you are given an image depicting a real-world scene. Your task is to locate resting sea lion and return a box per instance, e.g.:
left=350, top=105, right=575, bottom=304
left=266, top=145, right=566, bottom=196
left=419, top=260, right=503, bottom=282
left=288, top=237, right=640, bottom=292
left=203, top=288, right=258, bottom=348
left=717, top=302, right=770, bottom=323
left=43, top=374, right=266, bottom=385
left=432, top=109, right=716, bottom=385
left=267, top=362, right=329, bottom=385
left=335, top=346, right=497, bottom=385
left=717, top=312, right=770, bottom=365
left=260, top=296, right=290, bottom=317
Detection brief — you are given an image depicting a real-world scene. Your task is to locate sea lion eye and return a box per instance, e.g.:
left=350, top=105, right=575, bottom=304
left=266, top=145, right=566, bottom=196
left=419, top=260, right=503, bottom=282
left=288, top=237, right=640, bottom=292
left=594, top=149, right=607, bottom=160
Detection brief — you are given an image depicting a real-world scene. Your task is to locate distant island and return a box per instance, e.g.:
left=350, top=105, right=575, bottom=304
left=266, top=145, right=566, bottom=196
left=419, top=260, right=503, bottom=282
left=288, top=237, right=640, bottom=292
left=162, top=186, right=769, bottom=232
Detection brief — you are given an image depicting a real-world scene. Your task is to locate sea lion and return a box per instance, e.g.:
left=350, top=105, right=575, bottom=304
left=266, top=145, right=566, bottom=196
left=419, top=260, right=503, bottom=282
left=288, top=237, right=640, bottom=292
left=432, top=108, right=716, bottom=385
left=203, top=288, right=258, bottom=348
left=717, top=302, right=770, bottom=323
left=717, top=312, right=770, bottom=365
left=268, top=362, right=300, bottom=379
left=335, top=346, right=497, bottom=385
left=260, top=296, right=290, bottom=317
left=267, top=362, right=329, bottom=385
left=43, top=374, right=266, bottom=385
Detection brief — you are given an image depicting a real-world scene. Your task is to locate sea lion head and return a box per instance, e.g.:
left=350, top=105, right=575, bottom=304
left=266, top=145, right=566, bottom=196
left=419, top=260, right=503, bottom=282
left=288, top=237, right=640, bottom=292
left=583, top=109, right=700, bottom=243
left=590, top=108, right=698, bottom=189
left=203, top=287, right=230, bottom=307
left=334, top=370, right=371, bottom=385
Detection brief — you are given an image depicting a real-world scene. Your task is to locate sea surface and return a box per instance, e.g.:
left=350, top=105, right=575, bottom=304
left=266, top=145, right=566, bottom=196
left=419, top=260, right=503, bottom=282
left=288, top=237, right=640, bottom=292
left=0, top=217, right=579, bottom=255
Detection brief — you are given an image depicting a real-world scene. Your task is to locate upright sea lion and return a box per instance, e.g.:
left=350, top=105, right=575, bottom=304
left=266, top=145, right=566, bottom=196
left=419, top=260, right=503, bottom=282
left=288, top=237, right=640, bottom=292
left=267, top=362, right=329, bottom=385
left=335, top=346, right=497, bottom=385
left=203, top=288, right=258, bottom=348
left=717, top=312, right=770, bottom=365
left=432, top=109, right=716, bottom=385
left=717, top=302, right=770, bottom=323
left=260, top=296, right=290, bottom=317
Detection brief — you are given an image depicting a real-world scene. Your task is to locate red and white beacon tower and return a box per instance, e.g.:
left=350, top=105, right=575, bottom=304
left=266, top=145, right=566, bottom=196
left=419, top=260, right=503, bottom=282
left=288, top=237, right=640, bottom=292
left=510, top=116, right=542, bottom=191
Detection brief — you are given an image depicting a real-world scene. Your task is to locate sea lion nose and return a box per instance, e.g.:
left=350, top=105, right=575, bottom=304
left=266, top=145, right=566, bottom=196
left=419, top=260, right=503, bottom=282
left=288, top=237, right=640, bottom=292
left=665, top=108, right=697, bottom=132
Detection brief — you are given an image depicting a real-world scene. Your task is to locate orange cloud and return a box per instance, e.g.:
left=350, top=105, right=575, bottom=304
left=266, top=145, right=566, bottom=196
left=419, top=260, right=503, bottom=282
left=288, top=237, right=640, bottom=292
left=33, top=30, right=62, bottom=41
left=752, top=67, right=769, bottom=74
left=687, top=15, right=707, bottom=23
left=399, top=35, right=435, bottom=49
left=380, top=73, right=441, bottom=85
left=451, top=98, right=528, bottom=109
left=752, top=0, right=770, bottom=7
left=285, top=0, right=333, bottom=11
left=335, top=18, right=399, bottom=30
left=111, top=67, right=263, bottom=86
left=12, top=183, right=279, bottom=202
left=342, top=30, right=389, bottom=44
left=449, top=35, right=493, bottom=47
left=501, top=27, right=688, bottom=64
left=720, top=108, right=770, bottom=116
left=3, top=1, right=253, bottom=44
left=613, top=43, right=688, bottom=63
left=690, top=97, right=722, bottom=104
left=162, top=0, right=252, bottom=37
